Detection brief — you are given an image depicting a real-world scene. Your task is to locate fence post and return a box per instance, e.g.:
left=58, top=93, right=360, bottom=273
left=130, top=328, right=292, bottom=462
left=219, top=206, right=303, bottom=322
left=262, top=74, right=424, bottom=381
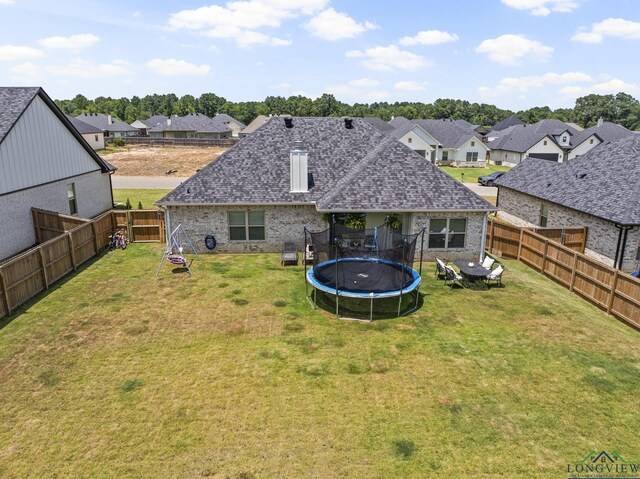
left=68, top=232, right=77, bottom=270
left=606, top=270, right=619, bottom=315
left=91, top=221, right=99, bottom=254
left=32, top=208, right=41, bottom=243
left=569, top=252, right=578, bottom=292
left=38, top=246, right=49, bottom=290
left=517, top=229, right=524, bottom=260
left=0, top=268, right=11, bottom=315
left=127, top=210, right=133, bottom=242
left=541, top=240, right=549, bottom=273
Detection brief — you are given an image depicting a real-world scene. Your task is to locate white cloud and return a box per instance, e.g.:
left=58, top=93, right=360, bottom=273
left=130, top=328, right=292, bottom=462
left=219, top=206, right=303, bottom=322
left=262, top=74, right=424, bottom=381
left=501, top=0, right=581, bottom=16
left=475, top=34, right=553, bottom=65
left=169, top=0, right=328, bottom=46
left=394, top=81, right=426, bottom=92
left=10, top=62, right=41, bottom=82
left=349, top=78, right=379, bottom=87
left=478, top=71, right=592, bottom=98
left=46, top=59, right=132, bottom=78
left=398, top=30, right=459, bottom=46
left=145, top=58, right=210, bottom=76
left=0, top=0, right=15, bottom=5
left=305, top=8, right=376, bottom=41
left=38, top=34, right=100, bottom=50
left=592, top=78, right=639, bottom=93
left=346, top=45, right=430, bottom=71
left=571, top=18, right=640, bottom=44
left=0, top=44, right=43, bottom=61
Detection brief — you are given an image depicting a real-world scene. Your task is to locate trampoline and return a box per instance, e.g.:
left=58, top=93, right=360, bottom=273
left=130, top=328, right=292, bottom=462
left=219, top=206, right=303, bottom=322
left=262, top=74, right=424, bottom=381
left=304, top=223, right=426, bottom=319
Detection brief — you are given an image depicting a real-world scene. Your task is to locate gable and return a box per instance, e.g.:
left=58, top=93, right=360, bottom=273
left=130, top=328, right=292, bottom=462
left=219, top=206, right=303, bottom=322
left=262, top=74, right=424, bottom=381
left=399, top=127, right=436, bottom=151
left=527, top=136, right=563, bottom=155
left=458, top=136, right=488, bottom=152
left=0, top=95, right=104, bottom=195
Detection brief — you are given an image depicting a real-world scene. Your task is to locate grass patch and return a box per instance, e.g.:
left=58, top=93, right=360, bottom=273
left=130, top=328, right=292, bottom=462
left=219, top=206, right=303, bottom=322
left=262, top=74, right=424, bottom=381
left=112, top=189, right=171, bottom=210
left=232, top=298, right=249, bottom=306
left=439, top=164, right=511, bottom=183
left=1, top=247, right=639, bottom=477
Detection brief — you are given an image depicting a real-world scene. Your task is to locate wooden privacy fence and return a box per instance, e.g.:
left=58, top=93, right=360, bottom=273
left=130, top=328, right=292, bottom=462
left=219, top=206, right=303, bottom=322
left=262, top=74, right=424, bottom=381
left=486, top=219, right=640, bottom=330
left=0, top=208, right=165, bottom=319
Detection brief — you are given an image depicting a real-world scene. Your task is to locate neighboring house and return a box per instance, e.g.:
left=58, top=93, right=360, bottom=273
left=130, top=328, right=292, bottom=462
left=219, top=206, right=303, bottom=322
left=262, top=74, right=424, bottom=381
left=130, top=115, right=168, bottom=136
left=0, top=87, right=115, bottom=261
left=66, top=114, right=105, bottom=150
left=391, top=119, right=489, bottom=167
left=389, top=116, right=410, bottom=129
left=361, top=117, right=395, bottom=133
left=567, top=119, right=637, bottom=160
left=148, top=113, right=232, bottom=139
left=75, top=113, right=138, bottom=138
left=157, top=117, right=495, bottom=259
left=212, top=113, right=246, bottom=137
left=495, top=136, right=640, bottom=272
left=489, top=114, right=524, bottom=136
left=239, top=115, right=269, bottom=138
left=487, top=119, right=578, bottom=166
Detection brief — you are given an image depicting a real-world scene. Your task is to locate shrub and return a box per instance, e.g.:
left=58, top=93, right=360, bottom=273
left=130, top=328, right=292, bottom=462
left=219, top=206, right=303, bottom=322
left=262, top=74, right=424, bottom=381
left=112, top=137, right=125, bottom=147
left=125, top=198, right=132, bottom=210
left=137, top=201, right=143, bottom=210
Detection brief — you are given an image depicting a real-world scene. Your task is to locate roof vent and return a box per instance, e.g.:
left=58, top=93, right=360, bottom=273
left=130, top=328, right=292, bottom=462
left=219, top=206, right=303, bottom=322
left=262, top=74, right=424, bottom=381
left=344, top=118, right=353, bottom=129
left=284, top=117, right=294, bottom=128
left=577, top=173, right=587, bottom=179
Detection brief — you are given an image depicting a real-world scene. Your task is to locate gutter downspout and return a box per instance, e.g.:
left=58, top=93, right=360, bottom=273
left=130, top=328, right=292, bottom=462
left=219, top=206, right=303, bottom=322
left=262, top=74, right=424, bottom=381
left=613, top=225, right=623, bottom=268
left=618, top=226, right=632, bottom=270
left=164, top=207, right=171, bottom=244
left=479, top=213, right=489, bottom=261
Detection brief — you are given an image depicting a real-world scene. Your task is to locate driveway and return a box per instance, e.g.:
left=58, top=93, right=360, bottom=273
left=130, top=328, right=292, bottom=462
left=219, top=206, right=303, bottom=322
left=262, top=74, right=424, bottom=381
left=464, top=183, right=497, bottom=197
left=111, top=175, right=189, bottom=189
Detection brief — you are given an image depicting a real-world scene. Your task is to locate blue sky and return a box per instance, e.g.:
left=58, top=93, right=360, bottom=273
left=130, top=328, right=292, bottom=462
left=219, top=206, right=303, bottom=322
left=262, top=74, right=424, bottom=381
left=0, top=0, right=639, bottom=110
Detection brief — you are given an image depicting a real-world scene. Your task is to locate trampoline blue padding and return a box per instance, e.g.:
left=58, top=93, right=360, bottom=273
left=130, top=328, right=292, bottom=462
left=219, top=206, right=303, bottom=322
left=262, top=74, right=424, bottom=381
left=306, top=257, right=421, bottom=299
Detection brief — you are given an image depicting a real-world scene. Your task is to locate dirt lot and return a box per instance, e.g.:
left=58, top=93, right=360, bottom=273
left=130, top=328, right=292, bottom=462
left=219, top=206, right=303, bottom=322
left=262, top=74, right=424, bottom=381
left=101, top=145, right=228, bottom=176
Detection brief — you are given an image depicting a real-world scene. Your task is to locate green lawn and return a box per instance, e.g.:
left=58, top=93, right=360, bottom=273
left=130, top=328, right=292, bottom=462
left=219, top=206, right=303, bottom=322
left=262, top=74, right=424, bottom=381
left=439, top=164, right=512, bottom=183
left=112, top=189, right=171, bottom=209
left=1, top=246, right=639, bottom=478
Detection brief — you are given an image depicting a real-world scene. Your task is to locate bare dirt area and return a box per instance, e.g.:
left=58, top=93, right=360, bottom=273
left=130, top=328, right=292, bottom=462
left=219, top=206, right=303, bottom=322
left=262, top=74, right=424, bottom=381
left=101, top=145, right=229, bottom=176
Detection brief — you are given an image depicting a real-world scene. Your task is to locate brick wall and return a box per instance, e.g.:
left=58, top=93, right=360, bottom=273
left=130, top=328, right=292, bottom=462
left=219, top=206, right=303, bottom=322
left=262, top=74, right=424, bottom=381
left=497, top=188, right=640, bottom=272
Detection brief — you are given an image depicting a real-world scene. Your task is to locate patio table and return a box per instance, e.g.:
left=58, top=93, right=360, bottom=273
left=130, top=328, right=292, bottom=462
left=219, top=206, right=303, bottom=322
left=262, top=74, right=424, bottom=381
left=453, top=259, right=490, bottom=281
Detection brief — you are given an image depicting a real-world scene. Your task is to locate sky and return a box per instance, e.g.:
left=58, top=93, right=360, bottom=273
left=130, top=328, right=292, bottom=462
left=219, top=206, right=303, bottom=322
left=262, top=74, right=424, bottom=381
left=0, top=0, right=639, bottom=111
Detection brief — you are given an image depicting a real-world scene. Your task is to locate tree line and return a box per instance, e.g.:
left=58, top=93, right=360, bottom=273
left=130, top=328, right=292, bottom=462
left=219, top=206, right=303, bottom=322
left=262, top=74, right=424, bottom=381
left=54, top=91, right=640, bottom=130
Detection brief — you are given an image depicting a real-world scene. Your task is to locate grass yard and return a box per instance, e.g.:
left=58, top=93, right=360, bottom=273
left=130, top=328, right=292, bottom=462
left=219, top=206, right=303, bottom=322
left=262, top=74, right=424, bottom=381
left=1, top=246, right=639, bottom=478
left=112, top=189, right=171, bottom=210
left=440, top=164, right=512, bottom=183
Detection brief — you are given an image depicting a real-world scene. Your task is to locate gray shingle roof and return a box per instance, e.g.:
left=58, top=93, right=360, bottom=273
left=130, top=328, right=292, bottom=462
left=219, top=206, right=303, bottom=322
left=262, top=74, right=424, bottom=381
left=149, top=113, right=231, bottom=133
left=138, top=115, right=168, bottom=128
left=411, top=119, right=482, bottom=148
left=75, top=113, right=137, bottom=132
left=388, top=116, right=410, bottom=128
left=0, top=87, right=40, bottom=144
left=488, top=119, right=578, bottom=153
left=492, top=114, right=524, bottom=132
left=158, top=117, right=494, bottom=213
left=240, top=115, right=269, bottom=135
left=212, top=113, right=245, bottom=128
left=0, top=87, right=114, bottom=172
left=361, top=117, right=395, bottom=133
left=571, top=121, right=637, bottom=148
left=495, top=135, right=640, bottom=225
left=66, top=114, right=102, bottom=134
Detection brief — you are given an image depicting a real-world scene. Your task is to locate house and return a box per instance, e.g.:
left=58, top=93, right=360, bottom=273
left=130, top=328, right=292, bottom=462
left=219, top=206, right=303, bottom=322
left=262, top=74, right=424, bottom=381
left=130, top=115, right=168, bottom=136
left=148, top=113, right=232, bottom=139
left=567, top=119, right=637, bottom=160
left=389, top=116, right=410, bottom=129
left=490, top=114, right=524, bottom=135
left=495, top=135, right=640, bottom=272
left=0, top=87, right=115, bottom=261
left=390, top=119, right=489, bottom=167
left=75, top=112, right=138, bottom=138
left=157, top=117, right=495, bottom=259
left=212, top=113, right=246, bottom=137
left=66, top=114, right=105, bottom=150
left=239, top=115, right=270, bottom=138
left=361, top=117, right=395, bottom=133
left=486, top=119, right=578, bottom=166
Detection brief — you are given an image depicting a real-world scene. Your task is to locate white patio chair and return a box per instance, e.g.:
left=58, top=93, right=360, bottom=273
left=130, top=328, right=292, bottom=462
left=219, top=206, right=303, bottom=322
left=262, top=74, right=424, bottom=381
left=444, top=265, right=464, bottom=287
left=481, top=256, right=495, bottom=270
left=486, top=265, right=505, bottom=287
left=435, top=258, right=448, bottom=278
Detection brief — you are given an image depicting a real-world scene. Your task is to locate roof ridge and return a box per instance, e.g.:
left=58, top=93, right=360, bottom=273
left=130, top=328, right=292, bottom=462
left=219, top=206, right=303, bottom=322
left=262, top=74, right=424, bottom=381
left=317, top=136, right=394, bottom=208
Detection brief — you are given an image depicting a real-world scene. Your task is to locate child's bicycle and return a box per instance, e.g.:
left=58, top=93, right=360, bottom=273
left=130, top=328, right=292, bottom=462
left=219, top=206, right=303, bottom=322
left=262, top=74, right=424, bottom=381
left=108, top=229, right=129, bottom=251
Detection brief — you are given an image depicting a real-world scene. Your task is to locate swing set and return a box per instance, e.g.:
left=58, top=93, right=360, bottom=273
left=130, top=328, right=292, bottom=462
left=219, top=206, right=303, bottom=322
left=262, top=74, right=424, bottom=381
left=156, top=224, right=198, bottom=276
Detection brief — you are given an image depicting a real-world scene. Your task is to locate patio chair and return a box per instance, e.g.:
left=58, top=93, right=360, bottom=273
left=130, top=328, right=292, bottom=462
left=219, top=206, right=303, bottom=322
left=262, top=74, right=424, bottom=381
left=435, top=258, right=448, bottom=278
left=486, top=264, right=505, bottom=287
left=281, top=242, right=298, bottom=266
left=304, top=244, right=314, bottom=264
left=481, top=256, right=495, bottom=270
left=444, top=265, right=464, bottom=287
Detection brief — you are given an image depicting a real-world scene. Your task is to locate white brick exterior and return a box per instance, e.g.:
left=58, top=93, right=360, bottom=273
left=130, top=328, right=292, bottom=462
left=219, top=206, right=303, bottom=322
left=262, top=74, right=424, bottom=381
left=497, top=188, right=640, bottom=272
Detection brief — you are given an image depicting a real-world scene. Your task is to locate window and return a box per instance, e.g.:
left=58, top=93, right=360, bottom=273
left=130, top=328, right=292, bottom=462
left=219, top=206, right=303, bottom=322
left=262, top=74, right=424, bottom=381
left=94, top=134, right=99, bottom=142
left=562, top=136, right=567, bottom=143
left=428, top=218, right=467, bottom=249
left=590, top=138, right=594, bottom=144
left=543, top=140, right=548, bottom=145
left=466, top=152, right=478, bottom=162
left=441, top=151, right=449, bottom=161
left=229, top=211, right=265, bottom=241
left=539, top=203, right=549, bottom=227
left=408, top=137, right=412, bottom=143
left=471, top=141, right=475, bottom=146
left=67, top=183, right=77, bottom=215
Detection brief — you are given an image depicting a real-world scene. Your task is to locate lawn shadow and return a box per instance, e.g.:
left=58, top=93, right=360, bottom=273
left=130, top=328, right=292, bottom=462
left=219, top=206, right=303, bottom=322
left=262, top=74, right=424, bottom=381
left=0, top=251, right=106, bottom=332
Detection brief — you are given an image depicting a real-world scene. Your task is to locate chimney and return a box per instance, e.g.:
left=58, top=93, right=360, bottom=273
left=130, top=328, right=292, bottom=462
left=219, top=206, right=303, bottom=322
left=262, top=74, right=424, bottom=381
left=167, top=117, right=172, bottom=126
left=290, top=141, right=308, bottom=193
left=597, top=117, right=603, bottom=127
left=107, top=114, right=113, bottom=124
left=344, top=118, right=353, bottom=129
left=284, top=117, right=294, bottom=129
